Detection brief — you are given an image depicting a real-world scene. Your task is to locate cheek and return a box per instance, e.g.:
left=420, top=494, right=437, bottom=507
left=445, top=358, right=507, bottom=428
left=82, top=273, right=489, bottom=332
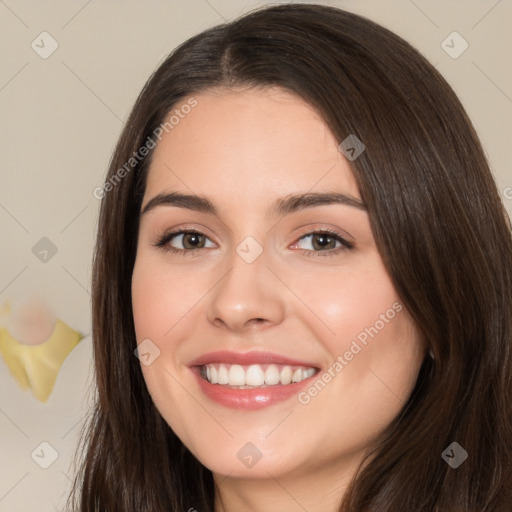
left=290, top=263, right=422, bottom=450
left=288, top=254, right=421, bottom=400
left=131, top=256, right=202, bottom=340
left=131, top=266, right=167, bottom=340
left=131, top=257, right=201, bottom=438
left=287, top=255, right=400, bottom=350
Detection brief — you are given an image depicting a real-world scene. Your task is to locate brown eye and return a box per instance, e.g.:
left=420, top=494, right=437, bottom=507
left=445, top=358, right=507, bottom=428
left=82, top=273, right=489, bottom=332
left=181, top=232, right=207, bottom=249
left=292, top=230, right=353, bottom=256
left=311, top=233, right=338, bottom=251
left=154, top=229, right=215, bottom=254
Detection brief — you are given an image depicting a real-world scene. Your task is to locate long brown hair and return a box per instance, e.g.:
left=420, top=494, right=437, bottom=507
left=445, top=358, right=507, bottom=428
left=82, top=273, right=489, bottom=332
left=67, top=4, right=512, bottom=511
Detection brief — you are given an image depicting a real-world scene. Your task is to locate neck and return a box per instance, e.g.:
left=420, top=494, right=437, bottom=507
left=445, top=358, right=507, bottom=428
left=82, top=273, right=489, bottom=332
left=213, top=451, right=366, bottom=512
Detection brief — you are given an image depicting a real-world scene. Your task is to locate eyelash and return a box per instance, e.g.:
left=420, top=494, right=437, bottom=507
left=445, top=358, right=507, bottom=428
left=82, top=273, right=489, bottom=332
left=153, top=228, right=354, bottom=257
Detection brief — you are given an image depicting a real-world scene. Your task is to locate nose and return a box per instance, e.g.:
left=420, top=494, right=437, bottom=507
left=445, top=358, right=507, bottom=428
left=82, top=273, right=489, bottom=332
left=206, top=248, right=285, bottom=333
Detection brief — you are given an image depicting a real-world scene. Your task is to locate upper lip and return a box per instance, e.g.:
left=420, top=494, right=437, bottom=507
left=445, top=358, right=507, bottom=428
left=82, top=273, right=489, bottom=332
left=188, top=350, right=319, bottom=368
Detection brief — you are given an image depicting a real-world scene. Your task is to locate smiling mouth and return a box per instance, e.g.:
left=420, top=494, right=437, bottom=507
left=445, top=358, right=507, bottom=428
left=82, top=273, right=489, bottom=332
left=199, top=363, right=319, bottom=388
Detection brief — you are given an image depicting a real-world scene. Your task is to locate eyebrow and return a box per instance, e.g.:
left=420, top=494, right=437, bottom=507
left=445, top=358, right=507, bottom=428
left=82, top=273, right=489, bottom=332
left=140, top=191, right=367, bottom=217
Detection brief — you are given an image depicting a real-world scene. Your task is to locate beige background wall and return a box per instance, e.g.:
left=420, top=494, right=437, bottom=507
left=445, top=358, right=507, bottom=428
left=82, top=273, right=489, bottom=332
left=0, top=1, right=511, bottom=510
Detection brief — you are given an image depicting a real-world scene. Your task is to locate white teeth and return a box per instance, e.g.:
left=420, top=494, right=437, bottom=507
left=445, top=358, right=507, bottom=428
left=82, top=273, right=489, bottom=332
left=217, top=364, right=229, bottom=385
left=303, top=368, right=315, bottom=379
left=228, top=364, right=245, bottom=386
left=264, top=365, right=280, bottom=385
left=202, top=363, right=316, bottom=387
left=280, top=366, right=292, bottom=385
left=246, top=364, right=265, bottom=386
left=292, top=368, right=302, bottom=383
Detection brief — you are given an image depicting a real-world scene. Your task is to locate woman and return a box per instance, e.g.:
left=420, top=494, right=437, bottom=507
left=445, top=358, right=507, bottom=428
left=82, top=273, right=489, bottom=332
left=68, top=3, right=512, bottom=511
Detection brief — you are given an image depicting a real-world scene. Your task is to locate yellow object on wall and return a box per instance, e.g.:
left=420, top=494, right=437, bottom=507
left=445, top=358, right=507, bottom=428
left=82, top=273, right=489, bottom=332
left=0, top=319, right=83, bottom=402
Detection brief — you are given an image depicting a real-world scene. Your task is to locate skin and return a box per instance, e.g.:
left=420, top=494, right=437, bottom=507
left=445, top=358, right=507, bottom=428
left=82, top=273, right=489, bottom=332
left=131, top=86, right=426, bottom=512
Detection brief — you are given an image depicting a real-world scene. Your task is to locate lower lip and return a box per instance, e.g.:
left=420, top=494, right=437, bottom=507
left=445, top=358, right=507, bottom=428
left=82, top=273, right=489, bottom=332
left=191, top=367, right=318, bottom=410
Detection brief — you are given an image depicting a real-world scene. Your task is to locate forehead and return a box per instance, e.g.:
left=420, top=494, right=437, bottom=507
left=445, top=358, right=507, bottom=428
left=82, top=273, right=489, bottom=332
left=144, top=86, right=360, bottom=205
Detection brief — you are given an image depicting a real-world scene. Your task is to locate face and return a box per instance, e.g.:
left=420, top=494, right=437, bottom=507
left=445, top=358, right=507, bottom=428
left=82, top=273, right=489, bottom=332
left=131, top=86, right=425, bottom=485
